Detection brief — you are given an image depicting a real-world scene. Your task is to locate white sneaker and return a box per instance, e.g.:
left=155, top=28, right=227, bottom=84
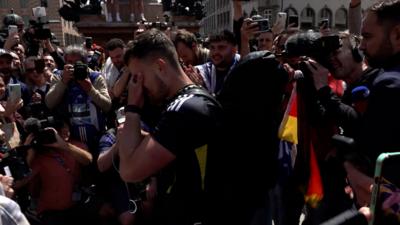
left=116, top=12, right=122, bottom=22
left=130, top=14, right=135, bottom=22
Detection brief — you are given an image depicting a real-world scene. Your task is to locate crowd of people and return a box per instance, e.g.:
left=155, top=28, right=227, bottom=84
left=0, top=0, right=399, bottom=225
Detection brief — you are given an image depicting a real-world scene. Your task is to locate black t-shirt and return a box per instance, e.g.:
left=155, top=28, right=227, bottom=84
left=151, top=85, right=221, bottom=225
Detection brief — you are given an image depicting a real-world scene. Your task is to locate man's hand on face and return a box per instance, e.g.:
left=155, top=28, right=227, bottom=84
left=127, top=73, right=144, bottom=107
left=62, top=64, right=74, bottom=84
left=305, top=59, right=329, bottom=90
left=77, top=78, right=93, bottom=93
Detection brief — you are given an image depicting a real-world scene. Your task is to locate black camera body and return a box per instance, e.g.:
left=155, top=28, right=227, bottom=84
left=74, top=62, right=89, bottom=80
left=285, top=32, right=341, bottom=71
left=24, top=117, right=58, bottom=151
left=29, top=19, right=52, bottom=40
left=253, top=19, right=270, bottom=33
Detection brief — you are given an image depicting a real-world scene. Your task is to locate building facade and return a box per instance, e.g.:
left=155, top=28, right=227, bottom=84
left=201, top=0, right=376, bottom=36
left=0, top=0, right=82, bottom=46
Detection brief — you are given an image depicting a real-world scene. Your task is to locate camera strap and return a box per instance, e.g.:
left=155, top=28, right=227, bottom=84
left=51, top=153, right=72, bottom=175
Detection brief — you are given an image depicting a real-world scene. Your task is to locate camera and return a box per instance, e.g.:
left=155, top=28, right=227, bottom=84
left=85, top=37, right=93, bottom=50
left=319, top=18, right=330, bottom=29
left=253, top=19, right=270, bottom=33
left=73, top=61, right=89, bottom=80
left=284, top=32, right=341, bottom=71
left=29, top=7, right=52, bottom=40
left=23, top=117, right=58, bottom=150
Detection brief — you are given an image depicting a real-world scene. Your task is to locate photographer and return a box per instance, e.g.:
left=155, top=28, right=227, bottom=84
left=279, top=32, right=362, bottom=224
left=18, top=121, right=92, bottom=225
left=305, top=32, right=380, bottom=139
left=23, top=57, right=52, bottom=119
left=45, top=45, right=111, bottom=148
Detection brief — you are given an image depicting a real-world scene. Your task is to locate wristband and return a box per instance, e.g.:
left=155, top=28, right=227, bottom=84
left=124, top=105, right=142, bottom=116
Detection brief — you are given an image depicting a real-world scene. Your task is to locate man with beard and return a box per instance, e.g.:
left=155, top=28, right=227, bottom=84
left=341, top=0, right=400, bottom=208
left=118, top=29, right=221, bottom=225
left=308, top=33, right=381, bottom=138
left=102, top=38, right=127, bottom=96
left=173, top=29, right=210, bottom=67
left=196, top=30, right=240, bottom=96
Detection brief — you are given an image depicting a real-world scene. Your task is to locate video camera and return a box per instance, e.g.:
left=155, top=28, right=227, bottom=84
left=23, top=117, right=58, bottom=150
left=284, top=31, right=341, bottom=71
left=29, top=7, right=52, bottom=40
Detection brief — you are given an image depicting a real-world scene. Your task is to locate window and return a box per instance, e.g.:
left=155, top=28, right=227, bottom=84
left=319, top=7, right=332, bottom=22
left=264, top=9, right=273, bottom=22
left=301, top=7, right=315, bottom=29
left=335, top=8, right=348, bottom=29
left=285, top=7, right=298, bottom=16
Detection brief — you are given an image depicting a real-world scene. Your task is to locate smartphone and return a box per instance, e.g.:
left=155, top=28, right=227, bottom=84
left=288, top=15, right=299, bottom=28
left=8, top=25, right=18, bottom=36
left=91, top=50, right=101, bottom=62
left=275, top=12, right=287, bottom=32
left=370, top=152, right=400, bottom=225
left=7, top=83, right=21, bottom=103
left=32, top=6, right=46, bottom=18
left=319, top=18, right=330, bottom=29
left=85, top=37, right=93, bottom=49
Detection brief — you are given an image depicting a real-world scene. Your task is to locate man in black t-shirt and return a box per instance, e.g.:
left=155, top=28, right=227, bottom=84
left=118, top=29, right=221, bottom=225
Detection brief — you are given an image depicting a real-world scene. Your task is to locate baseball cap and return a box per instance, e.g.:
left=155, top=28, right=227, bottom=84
left=116, top=107, right=126, bottom=124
